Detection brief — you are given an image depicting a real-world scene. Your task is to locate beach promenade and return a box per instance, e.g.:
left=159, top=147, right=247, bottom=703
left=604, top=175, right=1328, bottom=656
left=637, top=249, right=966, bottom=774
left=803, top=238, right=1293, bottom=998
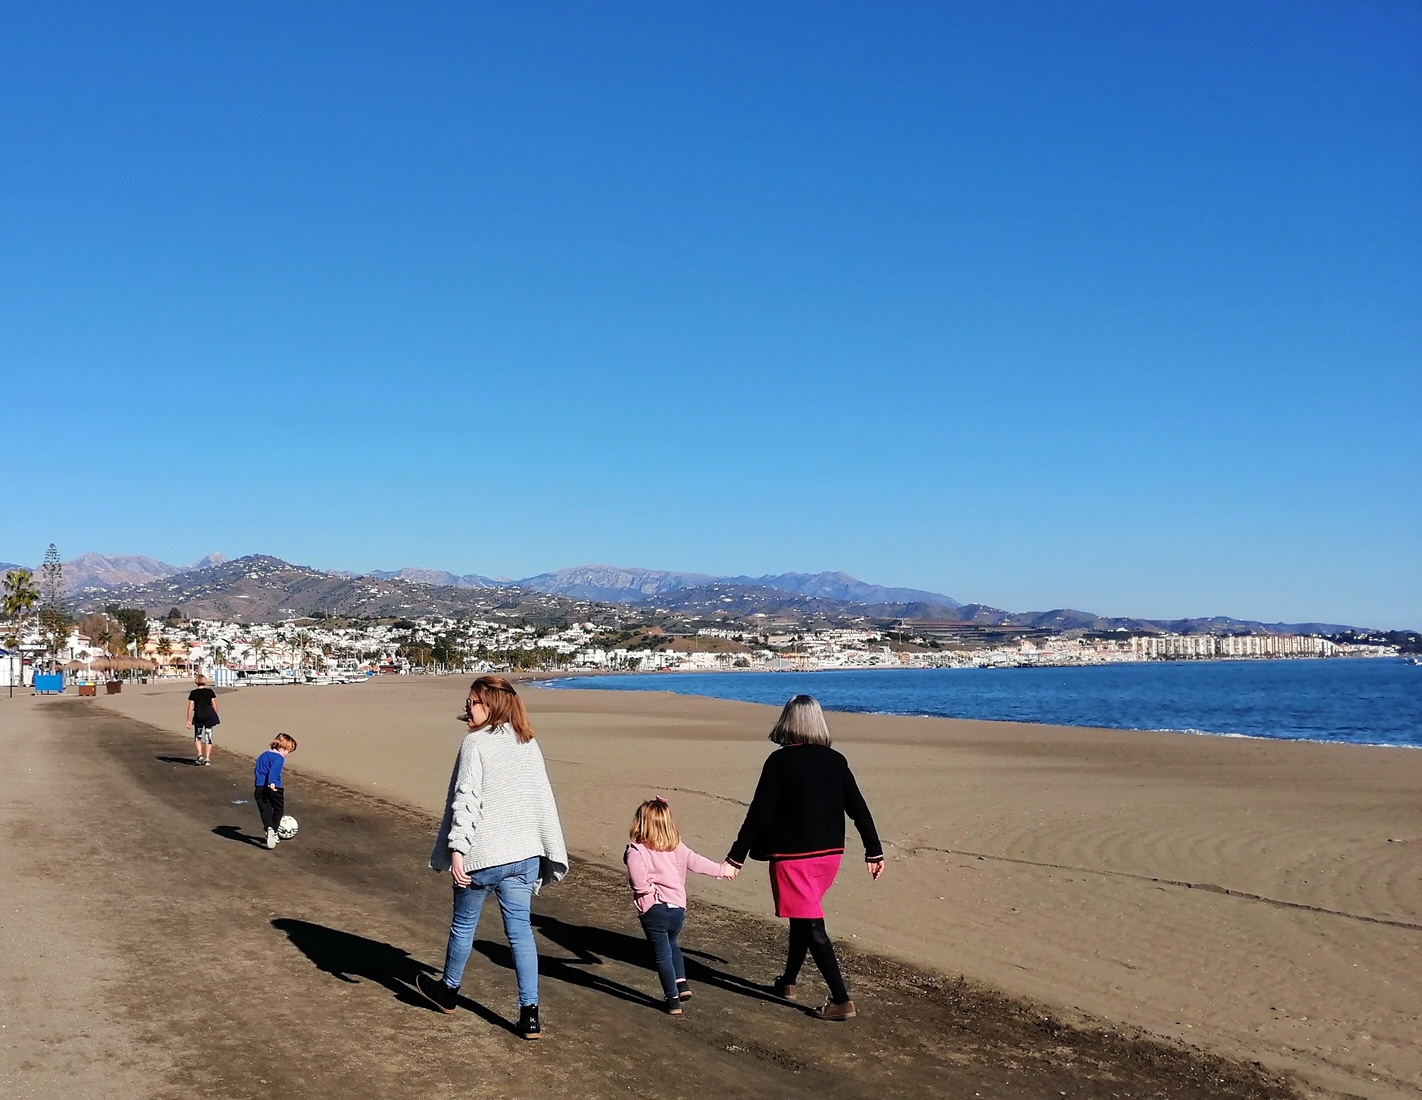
left=3, top=679, right=1418, bottom=1098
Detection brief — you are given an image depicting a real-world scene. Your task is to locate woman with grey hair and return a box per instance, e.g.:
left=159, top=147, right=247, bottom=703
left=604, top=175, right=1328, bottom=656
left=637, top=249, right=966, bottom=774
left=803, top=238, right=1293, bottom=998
left=724, top=694, right=883, bottom=1020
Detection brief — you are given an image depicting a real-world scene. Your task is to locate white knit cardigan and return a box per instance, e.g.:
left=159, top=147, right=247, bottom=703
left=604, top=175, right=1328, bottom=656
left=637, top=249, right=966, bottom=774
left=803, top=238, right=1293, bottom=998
left=429, top=723, right=569, bottom=890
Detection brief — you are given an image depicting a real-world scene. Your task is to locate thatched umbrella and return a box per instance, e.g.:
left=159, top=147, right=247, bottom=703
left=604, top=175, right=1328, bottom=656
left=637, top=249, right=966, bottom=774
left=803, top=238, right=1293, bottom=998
left=61, top=660, right=88, bottom=671
left=111, top=657, right=158, bottom=672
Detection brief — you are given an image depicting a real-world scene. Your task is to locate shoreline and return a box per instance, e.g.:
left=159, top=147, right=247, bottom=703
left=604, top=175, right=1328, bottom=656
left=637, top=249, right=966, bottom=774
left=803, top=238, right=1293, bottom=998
left=536, top=659, right=1420, bottom=750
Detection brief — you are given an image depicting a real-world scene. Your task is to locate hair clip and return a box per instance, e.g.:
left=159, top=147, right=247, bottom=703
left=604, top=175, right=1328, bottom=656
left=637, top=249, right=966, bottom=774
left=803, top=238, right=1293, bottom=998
left=654, top=795, right=668, bottom=805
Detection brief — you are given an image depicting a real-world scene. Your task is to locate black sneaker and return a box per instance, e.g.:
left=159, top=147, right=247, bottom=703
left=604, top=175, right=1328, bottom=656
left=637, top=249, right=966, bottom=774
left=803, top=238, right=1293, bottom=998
left=414, top=972, right=459, bottom=1014
left=517, top=1003, right=542, bottom=1039
left=676, top=979, right=692, bottom=1001
left=664, top=996, right=683, bottom=1016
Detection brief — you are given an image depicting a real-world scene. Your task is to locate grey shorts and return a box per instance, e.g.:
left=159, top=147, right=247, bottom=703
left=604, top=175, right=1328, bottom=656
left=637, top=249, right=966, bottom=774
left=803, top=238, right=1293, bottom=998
left=193, top=725, right=215, bottom=745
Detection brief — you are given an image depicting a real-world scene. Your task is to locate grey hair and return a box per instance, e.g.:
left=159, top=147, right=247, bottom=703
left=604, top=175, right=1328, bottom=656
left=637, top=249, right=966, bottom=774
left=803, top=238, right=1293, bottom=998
left=769, top=695, right=833, bottom=747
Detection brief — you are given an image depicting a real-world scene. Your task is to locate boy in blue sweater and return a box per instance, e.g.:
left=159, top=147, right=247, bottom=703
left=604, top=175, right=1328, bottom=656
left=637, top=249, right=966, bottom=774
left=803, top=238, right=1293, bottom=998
left=254, top=733, right=297, bottom=850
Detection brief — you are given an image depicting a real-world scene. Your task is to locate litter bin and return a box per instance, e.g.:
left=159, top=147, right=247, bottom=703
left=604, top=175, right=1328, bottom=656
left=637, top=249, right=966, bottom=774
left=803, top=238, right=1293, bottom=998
left=78, top=683, right=97, bottom=697
left=105, top=681, right=123, bottom=695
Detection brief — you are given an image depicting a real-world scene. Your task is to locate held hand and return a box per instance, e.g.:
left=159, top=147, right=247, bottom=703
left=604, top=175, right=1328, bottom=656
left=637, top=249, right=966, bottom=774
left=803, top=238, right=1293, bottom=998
left=867, top=859, right=885, bottom=881
left=720, top=862, right=740, bottom=880
left=451, top=851, right=472, bottom=888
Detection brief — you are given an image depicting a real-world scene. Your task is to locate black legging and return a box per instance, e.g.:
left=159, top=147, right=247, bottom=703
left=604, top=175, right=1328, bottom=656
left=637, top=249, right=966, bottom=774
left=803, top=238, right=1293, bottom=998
left=783, top=917, right=849, bottom=1004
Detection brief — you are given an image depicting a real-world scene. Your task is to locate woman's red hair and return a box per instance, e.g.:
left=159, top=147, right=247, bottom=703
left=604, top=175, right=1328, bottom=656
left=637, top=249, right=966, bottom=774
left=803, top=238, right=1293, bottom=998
left=470, top=675, right=535, bottom=744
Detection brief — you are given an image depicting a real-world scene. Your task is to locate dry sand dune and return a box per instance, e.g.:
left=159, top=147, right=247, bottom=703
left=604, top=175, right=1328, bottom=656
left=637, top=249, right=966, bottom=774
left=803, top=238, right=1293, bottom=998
left=92, top=676, right=1422, bottom=1099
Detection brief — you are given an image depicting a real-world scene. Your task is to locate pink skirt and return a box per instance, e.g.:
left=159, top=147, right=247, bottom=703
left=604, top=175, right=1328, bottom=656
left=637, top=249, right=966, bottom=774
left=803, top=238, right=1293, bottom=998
left=769, top=854, right=842, bottom=919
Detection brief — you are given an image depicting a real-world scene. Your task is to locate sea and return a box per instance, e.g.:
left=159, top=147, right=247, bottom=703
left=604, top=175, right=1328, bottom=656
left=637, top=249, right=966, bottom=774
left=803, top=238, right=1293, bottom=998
left=548, top=658, right=1422, bottom=749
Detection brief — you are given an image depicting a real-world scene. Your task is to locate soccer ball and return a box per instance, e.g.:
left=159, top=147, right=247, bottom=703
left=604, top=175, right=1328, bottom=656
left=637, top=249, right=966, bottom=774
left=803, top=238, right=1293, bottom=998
left=277, top=815, right=299, bottom=840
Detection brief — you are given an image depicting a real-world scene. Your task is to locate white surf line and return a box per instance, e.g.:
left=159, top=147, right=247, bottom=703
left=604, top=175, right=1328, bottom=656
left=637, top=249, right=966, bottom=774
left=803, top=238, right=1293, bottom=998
left=902, top=843, right=1422, bottom=933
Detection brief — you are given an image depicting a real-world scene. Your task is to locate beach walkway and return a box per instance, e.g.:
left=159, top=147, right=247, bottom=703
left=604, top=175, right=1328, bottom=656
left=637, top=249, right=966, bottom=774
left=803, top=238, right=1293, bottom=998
left=0, top=694, right=1301, bottom=1100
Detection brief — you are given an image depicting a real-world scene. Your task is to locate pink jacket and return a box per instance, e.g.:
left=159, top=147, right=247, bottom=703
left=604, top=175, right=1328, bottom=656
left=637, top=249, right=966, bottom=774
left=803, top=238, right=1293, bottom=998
left=624, top=842, right=725, bottom=913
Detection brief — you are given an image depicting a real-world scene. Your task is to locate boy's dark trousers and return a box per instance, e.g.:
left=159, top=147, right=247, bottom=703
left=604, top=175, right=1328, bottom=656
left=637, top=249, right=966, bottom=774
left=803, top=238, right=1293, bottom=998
left=255, top=786, right=285, bottom=832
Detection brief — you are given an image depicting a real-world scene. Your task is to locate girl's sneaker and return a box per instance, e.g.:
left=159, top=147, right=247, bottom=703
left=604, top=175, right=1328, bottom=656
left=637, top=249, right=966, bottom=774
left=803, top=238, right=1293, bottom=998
left=517, top=1004, right=542, bottom=1039
left=676, top=980, right=692, bottom=1001
left=665, top=997, right=683, bottom=1016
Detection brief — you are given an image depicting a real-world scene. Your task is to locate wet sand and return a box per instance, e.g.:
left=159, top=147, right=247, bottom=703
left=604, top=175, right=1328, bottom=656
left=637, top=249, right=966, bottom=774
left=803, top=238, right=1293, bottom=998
left=13, top=676, right=1421, bottom=1097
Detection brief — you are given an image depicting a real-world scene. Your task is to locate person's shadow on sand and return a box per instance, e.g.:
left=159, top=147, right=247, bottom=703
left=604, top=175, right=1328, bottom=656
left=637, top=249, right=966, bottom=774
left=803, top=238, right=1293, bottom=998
left=157, top=755, right=203, bottom=766
left=527, top=914, right=792, bottom=1010
left=213, top=824, right=266, bottom=848
left=271, top=919, right=518, bottom=1035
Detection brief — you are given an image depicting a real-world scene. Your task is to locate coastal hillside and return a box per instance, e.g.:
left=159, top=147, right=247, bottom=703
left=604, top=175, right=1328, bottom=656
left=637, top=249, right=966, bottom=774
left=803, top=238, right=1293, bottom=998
left=78, top=556, right=599, bottom=626
left=52, top=552, right=1371, bottom=634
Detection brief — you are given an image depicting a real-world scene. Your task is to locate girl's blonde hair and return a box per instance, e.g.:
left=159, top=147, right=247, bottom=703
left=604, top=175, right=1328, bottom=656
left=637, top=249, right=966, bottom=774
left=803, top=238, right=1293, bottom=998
left=470, top=675, right=535, bottom=744
left=271, top=732, right=298, bottom=751
left=769, top=694, right=833, bottom=746
left=628, top=798, right=681, bottom=851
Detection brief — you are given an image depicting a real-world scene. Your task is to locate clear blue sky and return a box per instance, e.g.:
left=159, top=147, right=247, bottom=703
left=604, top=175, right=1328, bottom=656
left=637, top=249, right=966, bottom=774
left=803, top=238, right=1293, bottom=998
left=2, top=3, right=1418, bottom=627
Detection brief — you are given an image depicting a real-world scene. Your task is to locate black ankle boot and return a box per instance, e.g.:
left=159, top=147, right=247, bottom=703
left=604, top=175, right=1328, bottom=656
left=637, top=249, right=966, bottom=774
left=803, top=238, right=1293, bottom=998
left=415, top=972, right=459, bottom=1014
left=518, top=1003, right=542, bottom=1040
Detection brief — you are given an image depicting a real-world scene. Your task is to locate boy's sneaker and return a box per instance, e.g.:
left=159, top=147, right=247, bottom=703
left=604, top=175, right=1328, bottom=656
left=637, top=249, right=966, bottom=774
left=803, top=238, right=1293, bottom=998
left=813, top=999, right=857, bottom=1021
left=265, top=828, right=278, bottom=849
left=194, top=755, right=204, bottom=765
left=517, top=1003, right=542, bottom=1039
left=414, top=972, right=460, bottom=1014
left=664, top=997, right=683, bottom=1016
left=676, top=980, right=692, bottom=1001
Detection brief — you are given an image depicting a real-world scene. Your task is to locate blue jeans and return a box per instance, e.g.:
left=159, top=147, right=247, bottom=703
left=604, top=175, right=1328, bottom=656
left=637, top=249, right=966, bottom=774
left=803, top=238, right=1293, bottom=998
left=638, top=903, right=687, bottom=1000
left=440, top=856, right=541, bottom=1007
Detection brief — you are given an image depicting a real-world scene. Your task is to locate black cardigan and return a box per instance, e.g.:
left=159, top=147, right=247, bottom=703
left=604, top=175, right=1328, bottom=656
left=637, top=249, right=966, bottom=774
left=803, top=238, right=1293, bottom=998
left=726, top=744, right=883, bottom=867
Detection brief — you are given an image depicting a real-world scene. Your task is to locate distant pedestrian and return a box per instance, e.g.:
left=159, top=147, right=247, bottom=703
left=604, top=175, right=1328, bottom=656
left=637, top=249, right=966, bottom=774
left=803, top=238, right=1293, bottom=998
left=419, top=675, right=568, bottom=1040
left=724, top=695, right=884, bottom=1021
left=254, top=733, right=297, bottom=850
left=624, top=797, right=735, bottom=1014
left=186, top=674, right=220, bottom=766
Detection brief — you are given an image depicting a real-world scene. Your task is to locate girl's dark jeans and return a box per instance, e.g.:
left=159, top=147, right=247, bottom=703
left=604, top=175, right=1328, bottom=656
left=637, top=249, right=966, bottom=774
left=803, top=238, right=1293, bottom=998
left=255, top=786, right=285, bottom=832
left=638, top=902, right=687, bottom=1000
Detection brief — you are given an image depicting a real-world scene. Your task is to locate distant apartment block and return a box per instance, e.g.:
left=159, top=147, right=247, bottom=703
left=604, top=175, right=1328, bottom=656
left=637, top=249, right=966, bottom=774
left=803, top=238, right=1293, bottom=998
left=1130, top=633, right=1339, bottom=660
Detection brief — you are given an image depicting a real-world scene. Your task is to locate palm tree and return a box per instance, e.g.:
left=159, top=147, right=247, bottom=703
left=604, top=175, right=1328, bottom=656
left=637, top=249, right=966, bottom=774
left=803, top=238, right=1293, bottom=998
left=3, top=569, right=39, bottom=623
left=156, top=636, right=173, bottom=667
left=295, top=630, right=313, bottom=670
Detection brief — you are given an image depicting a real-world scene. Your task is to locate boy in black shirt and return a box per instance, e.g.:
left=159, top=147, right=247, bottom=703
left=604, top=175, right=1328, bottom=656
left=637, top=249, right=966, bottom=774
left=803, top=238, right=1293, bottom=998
left=186, top=674, right=221, bottom=766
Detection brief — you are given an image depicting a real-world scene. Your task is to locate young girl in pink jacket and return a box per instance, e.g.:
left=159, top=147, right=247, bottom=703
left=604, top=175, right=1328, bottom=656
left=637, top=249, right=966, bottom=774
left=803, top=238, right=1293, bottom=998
left=624, top=797, right=734, bottom=1014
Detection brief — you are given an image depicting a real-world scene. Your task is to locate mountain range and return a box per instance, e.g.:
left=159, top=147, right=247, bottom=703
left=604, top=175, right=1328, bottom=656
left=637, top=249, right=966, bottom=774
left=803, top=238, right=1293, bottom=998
left=3, top=553, right=963, bottom=609
left=0, top=550, right=1366, bottom=635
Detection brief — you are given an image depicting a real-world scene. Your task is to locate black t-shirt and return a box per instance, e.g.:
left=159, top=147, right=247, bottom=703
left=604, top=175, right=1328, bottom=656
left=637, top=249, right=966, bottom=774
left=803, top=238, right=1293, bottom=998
left=188, top=686, right=218, bottom=724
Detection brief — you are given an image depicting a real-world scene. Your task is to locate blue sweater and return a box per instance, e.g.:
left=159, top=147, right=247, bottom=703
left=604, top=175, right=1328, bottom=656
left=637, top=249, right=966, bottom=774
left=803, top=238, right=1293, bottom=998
left=254, top=750, right=285, bottom=788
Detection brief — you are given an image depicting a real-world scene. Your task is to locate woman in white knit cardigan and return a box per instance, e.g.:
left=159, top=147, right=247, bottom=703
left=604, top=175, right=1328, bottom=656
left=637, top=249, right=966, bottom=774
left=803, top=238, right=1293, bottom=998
left=417, top=675, right=568, bottom=1039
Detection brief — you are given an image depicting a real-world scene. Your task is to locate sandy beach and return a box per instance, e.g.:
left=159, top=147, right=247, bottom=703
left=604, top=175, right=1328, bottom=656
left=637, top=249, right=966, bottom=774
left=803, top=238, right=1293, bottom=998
left=7, top=676, right=1420, bottom=1098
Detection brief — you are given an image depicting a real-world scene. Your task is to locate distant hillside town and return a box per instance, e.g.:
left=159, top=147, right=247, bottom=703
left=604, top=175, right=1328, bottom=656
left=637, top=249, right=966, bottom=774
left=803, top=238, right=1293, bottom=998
left=0, top=609, right=1403, bottom=690
left=2, top=546, right=1414, bottom=687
